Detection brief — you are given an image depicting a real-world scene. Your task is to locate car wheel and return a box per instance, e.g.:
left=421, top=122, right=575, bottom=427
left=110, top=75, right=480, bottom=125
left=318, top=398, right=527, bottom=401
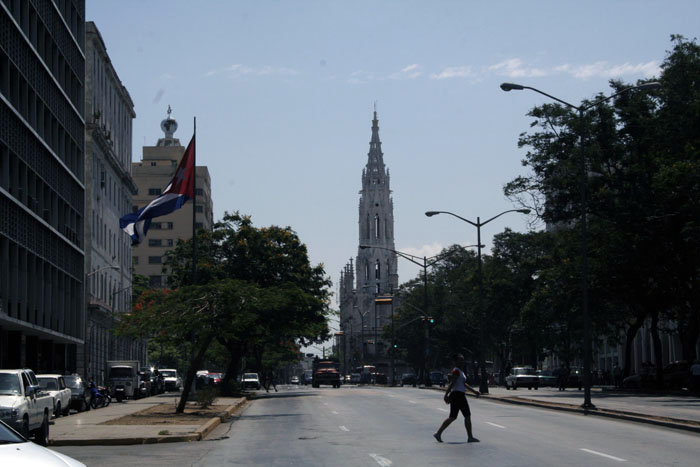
left=54, top=401, right=61, bottom=418
left=535, top=386, right=539, bottom=390
left=21, top=416, right=30, bottom=439
left=513, top=383, right=517, bottom=390
left=85, top=398, right=91, bottom=411
left=33, top=412, right=49, bottom=446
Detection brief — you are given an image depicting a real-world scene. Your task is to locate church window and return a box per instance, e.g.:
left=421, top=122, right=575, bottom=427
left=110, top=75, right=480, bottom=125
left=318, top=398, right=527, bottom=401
left=374, top=215, right=379, bottom=239
left=364, top=261, right=370, bottom=281
left=365, top=214, right=370, bottom=239
left=375, top=283, right=380, bottom=294
left=375, top=259, right=380, bottom=279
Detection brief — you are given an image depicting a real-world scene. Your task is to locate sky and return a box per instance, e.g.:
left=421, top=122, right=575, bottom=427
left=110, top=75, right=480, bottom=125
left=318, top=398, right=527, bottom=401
left=87, top=1, right=697, bottom=347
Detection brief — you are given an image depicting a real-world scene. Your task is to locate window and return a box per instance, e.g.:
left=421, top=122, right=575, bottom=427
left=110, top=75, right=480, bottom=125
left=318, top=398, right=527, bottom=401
left=151, top=222, right=162, bottom=230
left=375, top=259, right=380, bottom=279
left=148, top=239, right=162, bottom=247
left=195, top=222, right=203, bottom=229
left=150, top=161, right=156, bottom=166
left=166, top=239, right=174, bottom=247
left=148, top=188, right=161, bottom=196
left=133, top=256, right=138, bottom=264
left=374, top=215, right=380, bottom=239
left=166, top=222, right=173, bottom=229
left=148, top=256, right=162, bottom=264
left=195, top=188, right=204, bottom=196
left=195, top=205, right=203, bottom=213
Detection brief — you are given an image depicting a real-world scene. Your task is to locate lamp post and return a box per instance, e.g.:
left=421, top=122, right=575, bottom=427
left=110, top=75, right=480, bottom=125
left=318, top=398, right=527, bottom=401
left=355, top=306, right=369, bottom=364
left=360, top=244, right=477, bottom=386
left=500, top=81, right=661, bottom=408
left=425, top=209, right=530, bottom=394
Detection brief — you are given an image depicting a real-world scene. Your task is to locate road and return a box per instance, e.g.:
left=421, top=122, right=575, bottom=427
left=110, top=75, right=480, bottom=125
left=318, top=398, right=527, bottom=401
left=54, top=385, right=699, bottom=466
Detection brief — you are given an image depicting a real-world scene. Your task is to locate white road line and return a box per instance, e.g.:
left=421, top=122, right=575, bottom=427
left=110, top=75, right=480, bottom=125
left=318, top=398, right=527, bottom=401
left=369, top=453, right=393, bottom=466
left=387, top=394, right=396, bottom=398
left=485, top=422, right=506, bottom=429
left=580, top=448, right=627, bottom=462
left=332, top=410, right=339, bottom=414
left=408, top=400, right=417, bottom=404
left=339, top=425, right=349, bottom=432
left=323, top=402, right=329, bottom=406
left=438, top=408, right=448, bottom=412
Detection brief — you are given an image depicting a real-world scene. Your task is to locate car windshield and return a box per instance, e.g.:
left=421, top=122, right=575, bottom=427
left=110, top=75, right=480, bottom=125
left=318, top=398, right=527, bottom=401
left=243, top=373, right=258, bottom=379
left=109, top=368, right=133, bottom=379
left=0, top=374, right=21, bottom=395
left=0, top=420, right=25, bottom=444
left=160, top=371, right=177, bottom=378
left=37, top=377, right=58, bottom=390
left=515, top=368, right=536, bottom=375
left=63, top=376, right=81, bottom=389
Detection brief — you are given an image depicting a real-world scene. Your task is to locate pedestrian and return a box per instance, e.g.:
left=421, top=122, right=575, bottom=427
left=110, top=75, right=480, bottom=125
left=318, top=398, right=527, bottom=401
left=265, top=371, right=278, bottom=393
left=433, top=353, right=481, bottom=443
left=558, top=365, right=569, bottom=391
left=613, top=365, right=622, bottom=389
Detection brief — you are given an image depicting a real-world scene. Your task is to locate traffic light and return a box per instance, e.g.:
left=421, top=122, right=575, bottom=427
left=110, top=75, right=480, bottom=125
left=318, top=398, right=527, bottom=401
left=393, top=343, right=398, bottom=348
left=428, top=317, right=434, bottom=324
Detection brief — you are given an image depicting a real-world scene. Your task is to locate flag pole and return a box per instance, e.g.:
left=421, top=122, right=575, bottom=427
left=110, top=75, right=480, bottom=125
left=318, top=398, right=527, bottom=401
left=192, top=116, right=197, bottom=285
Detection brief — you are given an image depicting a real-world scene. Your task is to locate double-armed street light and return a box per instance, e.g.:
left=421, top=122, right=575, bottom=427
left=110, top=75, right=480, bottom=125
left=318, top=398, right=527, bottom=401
left=360, top=244, right=477, bottom=386
left=425, top=209, right=530, bottom=394
left=500, top=81, right=661, bottom=408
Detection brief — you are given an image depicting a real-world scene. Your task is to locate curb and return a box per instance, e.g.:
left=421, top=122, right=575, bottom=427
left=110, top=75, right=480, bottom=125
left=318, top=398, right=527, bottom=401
left=49, top=398, right=248, bottom=446
left=419, top=386, right=700, bottom=434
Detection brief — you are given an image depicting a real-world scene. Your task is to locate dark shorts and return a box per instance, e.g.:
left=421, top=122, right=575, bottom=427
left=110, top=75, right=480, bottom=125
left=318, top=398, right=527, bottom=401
left=449, top=391, right=471, bottom=418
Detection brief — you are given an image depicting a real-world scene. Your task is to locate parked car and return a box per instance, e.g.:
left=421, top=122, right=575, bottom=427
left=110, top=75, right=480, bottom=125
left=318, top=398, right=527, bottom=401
left=241, top=373, right=261, bottom=390
left=0, top=369, right=53, bottom=445
left=303, top=370, right=313, bottom=385
left=208, top=373, right=223, bottom=386
left=290, top=375, right=300, bottom=385
left=159, top=369, right=182, bottom=392
left=536, top=370, right=557, bottom=388
left=663, top=361, right=690, bottom=389
left=36, top=374, right=72, bottom=418
left=505, top=367, right=539, bottom=390
left=430, top=371, right=446, bottom=387
left=137, top=371, right=152, bottom=398
left=0, top=419, right=85, bottom=466
left=400, top=373, right=417, bottom=386
left=350, top=373, right=361, bottom=384
left=63, top=374, right=92, bottom=412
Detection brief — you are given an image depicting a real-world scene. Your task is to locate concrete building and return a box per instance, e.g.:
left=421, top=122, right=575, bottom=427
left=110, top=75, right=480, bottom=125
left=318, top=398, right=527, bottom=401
left=339, top=112, right=398, bottom=374
left=131, top=110, right=213, bottom=287
left=0, top=1, right=85, bottom=372
left=81, top=22, right=146, bottom=384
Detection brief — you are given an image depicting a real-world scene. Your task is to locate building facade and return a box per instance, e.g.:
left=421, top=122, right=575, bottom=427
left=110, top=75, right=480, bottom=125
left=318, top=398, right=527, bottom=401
left=0, top=0, right=85, bottom=372
left=131, top=111, right=212, bottom=287
left=81, top=22, right=146, bottom=384
left=339, top=112, right=398, bottom=373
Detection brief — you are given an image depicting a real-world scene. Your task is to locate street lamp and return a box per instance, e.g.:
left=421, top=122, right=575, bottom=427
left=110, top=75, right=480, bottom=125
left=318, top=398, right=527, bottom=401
left=425, top=208, right=530, bottom=394
left=355, top=306, right=370, bottom=364
left=500, top=81, right=660, bottom=408
left=360, top=244, right=477, bottom=386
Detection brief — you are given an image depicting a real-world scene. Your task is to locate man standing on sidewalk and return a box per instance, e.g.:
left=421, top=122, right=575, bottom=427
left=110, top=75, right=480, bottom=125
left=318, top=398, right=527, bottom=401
left=433, top=353, right=481, bottom=443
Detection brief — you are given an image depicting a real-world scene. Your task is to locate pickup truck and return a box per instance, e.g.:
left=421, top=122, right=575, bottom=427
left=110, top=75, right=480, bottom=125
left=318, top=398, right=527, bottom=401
left=37, top=374, right=72, bottom=418
left=0, top=369, right=54, bottom=445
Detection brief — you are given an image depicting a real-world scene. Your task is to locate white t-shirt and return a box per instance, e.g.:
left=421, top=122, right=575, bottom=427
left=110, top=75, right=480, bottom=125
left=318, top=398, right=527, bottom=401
left=451, top=367, right=467, bottom=393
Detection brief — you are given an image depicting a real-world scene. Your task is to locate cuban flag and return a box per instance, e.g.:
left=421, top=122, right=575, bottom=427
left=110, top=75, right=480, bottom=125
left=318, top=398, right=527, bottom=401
left=120, top=135, right=195, bottom=245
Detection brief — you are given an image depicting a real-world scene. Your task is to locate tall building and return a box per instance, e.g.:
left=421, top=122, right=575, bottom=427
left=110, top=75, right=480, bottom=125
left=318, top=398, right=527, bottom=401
left=0, top=1, right=85, bottom=371
left=82, top=22, right=145, bottom=384
left=339, top=112, right=398, bottom=372
left=131, top=111, right=213, bottom=287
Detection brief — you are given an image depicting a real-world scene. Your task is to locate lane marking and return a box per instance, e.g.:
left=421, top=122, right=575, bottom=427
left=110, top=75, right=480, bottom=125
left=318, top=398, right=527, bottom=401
left=387, top=394, right=396, bottom=398
left=580, top=448, right=627, bottom=462
left=339, top=425, right=349, bottom=432
left=369, top=453, right=393, bottom=466
left=408, top=400, right=417, bottom=404
left=332, top=410, right=339, bottom=414
left=323, top=402, right=329, bottom=406
left=486, top=422, right=506, bottom=429
left=438, top=408, right=448, bottom=412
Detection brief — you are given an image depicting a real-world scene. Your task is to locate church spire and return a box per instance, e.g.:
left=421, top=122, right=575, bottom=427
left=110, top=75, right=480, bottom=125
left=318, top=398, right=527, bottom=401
left=370, top=110, right=382, bottom=151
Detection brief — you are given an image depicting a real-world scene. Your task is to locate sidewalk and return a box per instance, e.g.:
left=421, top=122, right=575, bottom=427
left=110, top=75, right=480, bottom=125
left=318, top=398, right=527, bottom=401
left=426, top=385, right=700, bottom=433
left=49, top=394, right=246, bottom=446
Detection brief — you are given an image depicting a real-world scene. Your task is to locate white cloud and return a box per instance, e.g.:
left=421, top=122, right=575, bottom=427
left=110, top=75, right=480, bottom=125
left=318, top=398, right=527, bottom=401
left=347, top=70, right=377, bottom=84
left=554, top=61, right=660, bottom=79
left=488, top=58, right=547, bottom=78
left=204, top=64, right=300, bottom=79
left=399, top=242, right=445, bottom=259
left=429, top=66, right=474, bottom=80
left=390, top=64, right=423, bottom=80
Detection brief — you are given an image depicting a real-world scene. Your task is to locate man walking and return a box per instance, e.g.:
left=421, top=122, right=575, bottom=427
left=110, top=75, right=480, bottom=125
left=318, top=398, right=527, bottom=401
left=433, top=353, right=481, bottom=443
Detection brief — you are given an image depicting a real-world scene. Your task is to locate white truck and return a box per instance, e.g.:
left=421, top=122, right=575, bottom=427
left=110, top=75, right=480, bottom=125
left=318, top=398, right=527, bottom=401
left=36, top=374, right=72, bottom=418
left=106, top=360, right=140, bottom=402
left=0, top=369, right=54, bottom=445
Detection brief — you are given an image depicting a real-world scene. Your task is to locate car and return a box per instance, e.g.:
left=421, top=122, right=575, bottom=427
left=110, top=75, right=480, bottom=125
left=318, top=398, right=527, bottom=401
left=36, top=374, right=72, bottom=418
left=208, top=373, right=223, bottom=386
left=350, top=373, right=361, bottom=384
left=63, top=374, right=92, bottom=412
left=290, top=375, right=300, bottom=385
left=400, top=373, right=417, bottom=386
left=430, top=371, right=446, bottom=387
left=241, top=373, right=261, bottom=390
left=159, top=369, right=182, bottom=392
left=0, top=419, right=85, bottom=466
left=505, top=367, right=539, bottom=390
left=536, top=370, right=557, bottom=387
left=303, top=370, right=313, bottom=385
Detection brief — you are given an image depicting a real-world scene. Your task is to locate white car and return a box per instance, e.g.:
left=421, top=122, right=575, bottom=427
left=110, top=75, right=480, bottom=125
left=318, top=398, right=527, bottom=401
left=159, top=369, right=182, bottom=392
left=36, top=375, right=72, bottom=418
left=0, top=419, right=84, bottom=466
left=241, top=373, right=261, bottom=390
left=505, top=367, right=539, bottom=390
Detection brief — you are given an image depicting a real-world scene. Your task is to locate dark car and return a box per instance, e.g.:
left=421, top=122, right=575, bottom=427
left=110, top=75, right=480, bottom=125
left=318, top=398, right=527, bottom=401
left=400, top=373, right=417, bottom=386
left=430, top=371, right=446, bottom=387
left=137, top=371, right=152, bottom=398
left=663, top=361, right=689, bottom=389
left=63, top=374, right=92, bottom=412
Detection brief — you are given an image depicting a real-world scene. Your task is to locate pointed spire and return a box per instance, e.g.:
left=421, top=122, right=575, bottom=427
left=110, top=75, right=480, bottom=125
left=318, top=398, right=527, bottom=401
left=370, top=110, right=381, bottom=146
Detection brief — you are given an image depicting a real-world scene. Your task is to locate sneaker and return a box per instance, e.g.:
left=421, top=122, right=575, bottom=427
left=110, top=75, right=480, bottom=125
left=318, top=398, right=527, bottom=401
left=433, top=433, right=443, bottom=443
left=468, top=437, right=480, bottom=443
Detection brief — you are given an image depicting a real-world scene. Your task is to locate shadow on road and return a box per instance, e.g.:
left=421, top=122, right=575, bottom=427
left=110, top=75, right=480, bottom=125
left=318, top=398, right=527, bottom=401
left=252, top=392, right=318, bottom=400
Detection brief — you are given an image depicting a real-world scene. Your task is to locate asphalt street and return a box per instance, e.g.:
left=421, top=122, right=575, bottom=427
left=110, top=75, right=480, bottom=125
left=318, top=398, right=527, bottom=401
left=54, top=385, right=700, bottom=466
